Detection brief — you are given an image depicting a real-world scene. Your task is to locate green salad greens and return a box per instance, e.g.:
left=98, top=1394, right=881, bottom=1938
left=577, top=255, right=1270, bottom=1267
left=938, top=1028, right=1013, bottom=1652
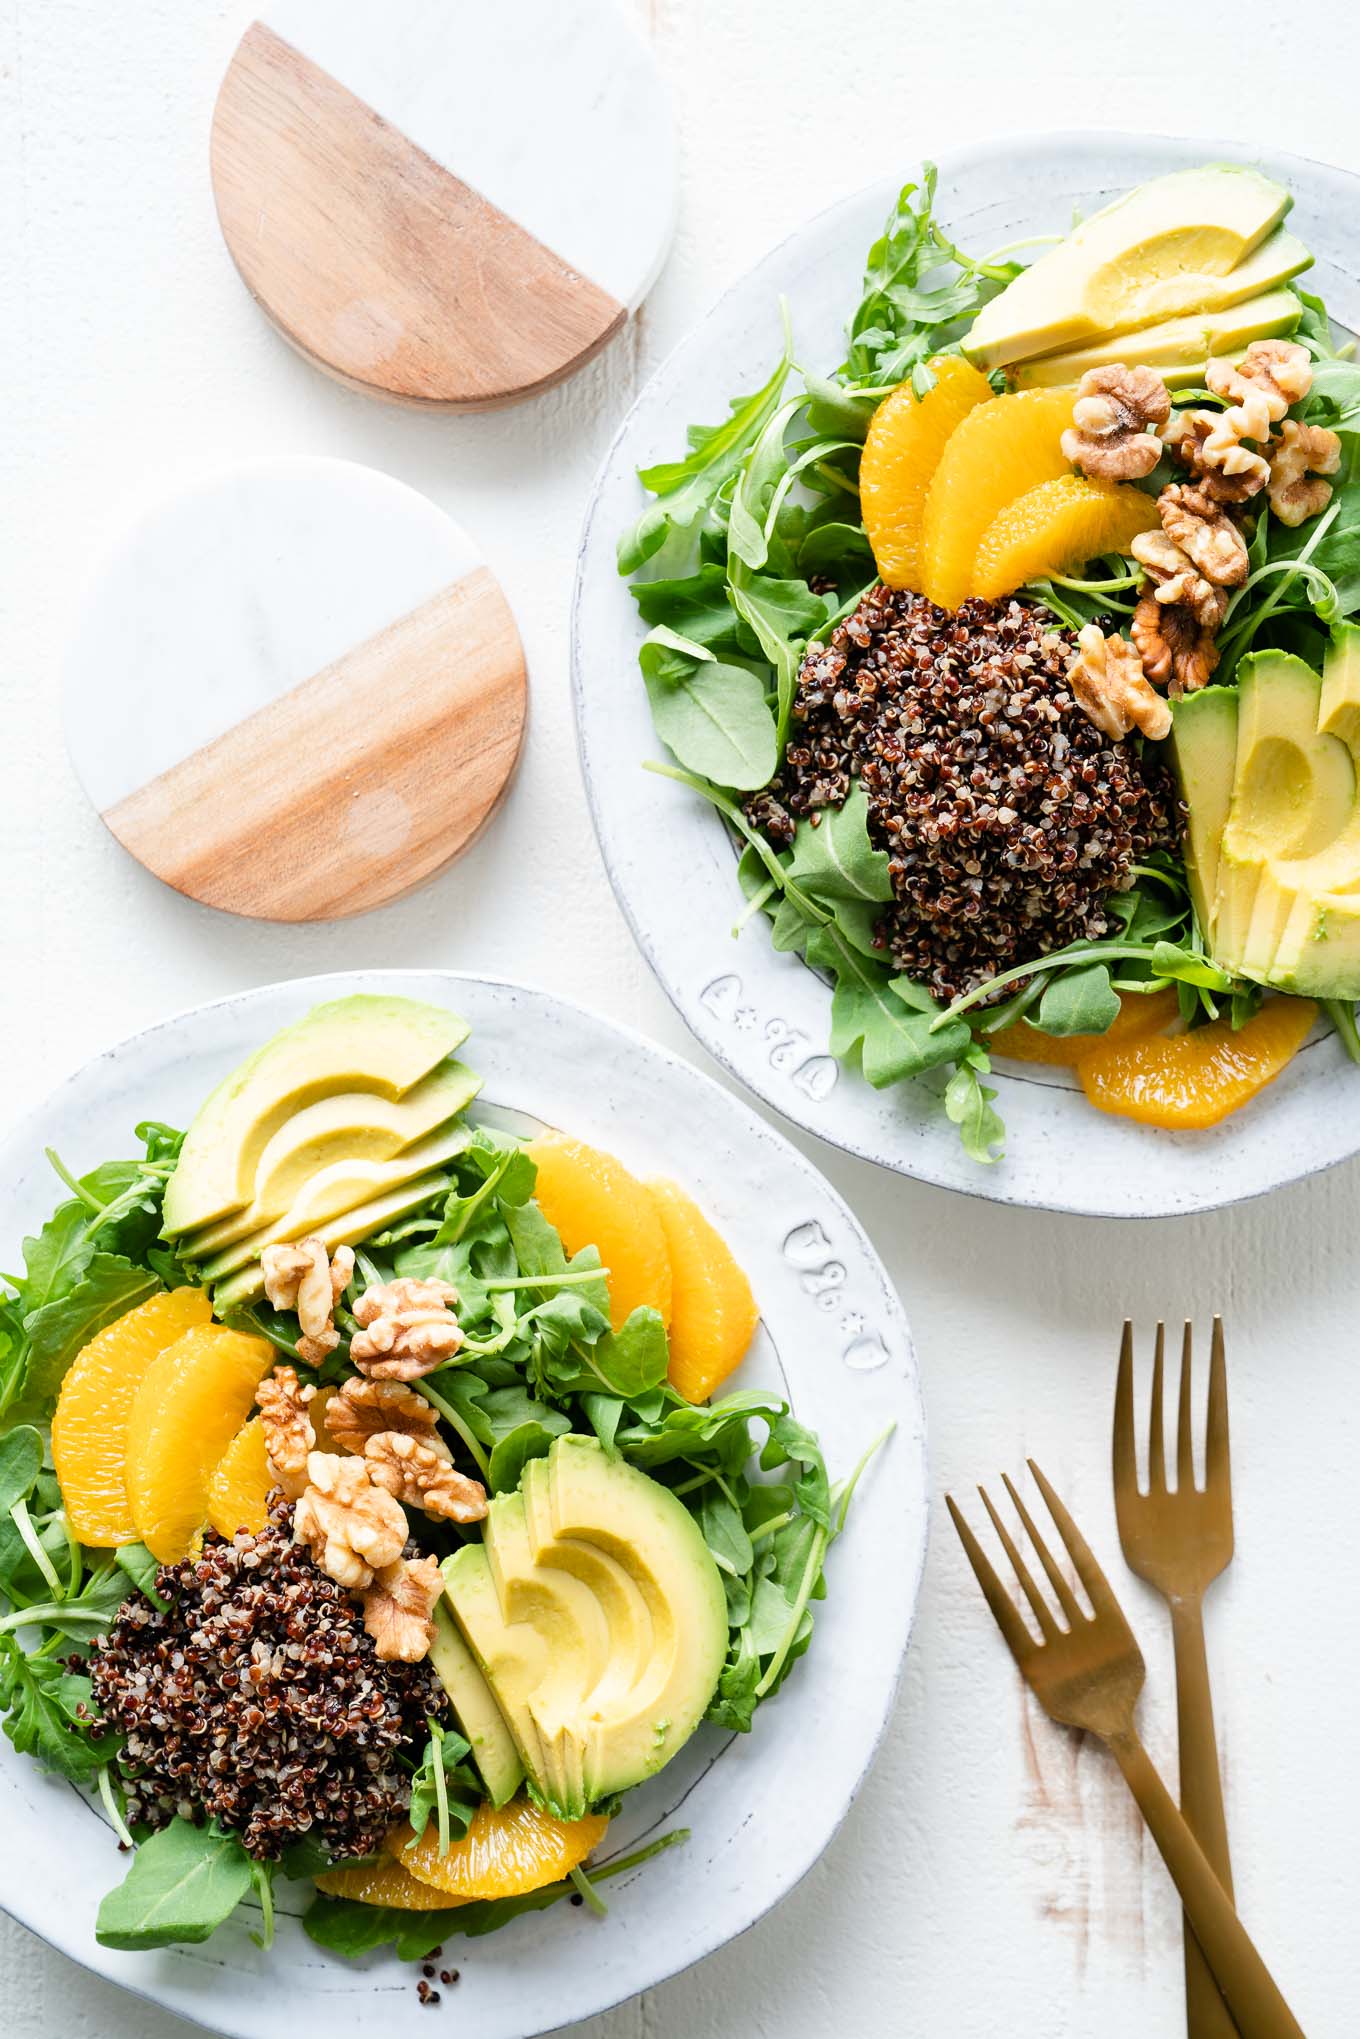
left=617, top=167, right=1360, bottom=1161
left=0, top=1119, right=877, bottom=1958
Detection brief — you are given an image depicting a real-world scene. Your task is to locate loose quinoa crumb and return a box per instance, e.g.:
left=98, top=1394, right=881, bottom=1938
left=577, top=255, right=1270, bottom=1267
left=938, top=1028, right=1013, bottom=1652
left=88, top=1495, right=443, bottom=1861
left=746, top=588, right=1180, bottom=1003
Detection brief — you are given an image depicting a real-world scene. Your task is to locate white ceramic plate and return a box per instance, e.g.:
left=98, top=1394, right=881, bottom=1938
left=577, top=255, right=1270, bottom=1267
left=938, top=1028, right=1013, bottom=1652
left=0, top=971, right=923, bottom=2039
left=573, top=131, right=1360, bottom=1217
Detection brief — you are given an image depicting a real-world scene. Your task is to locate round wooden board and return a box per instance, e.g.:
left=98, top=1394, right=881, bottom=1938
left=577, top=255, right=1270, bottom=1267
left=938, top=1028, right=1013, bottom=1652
left=63, top=457, right=527, bottom=921
left=210, top=0, right=678, bottom=410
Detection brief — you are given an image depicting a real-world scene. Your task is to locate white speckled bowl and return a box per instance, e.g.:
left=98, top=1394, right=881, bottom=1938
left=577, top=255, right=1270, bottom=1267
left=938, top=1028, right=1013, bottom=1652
left=0, top=971, right=923, bottom=2039
left=572, top=132, right=1360, bottom=1217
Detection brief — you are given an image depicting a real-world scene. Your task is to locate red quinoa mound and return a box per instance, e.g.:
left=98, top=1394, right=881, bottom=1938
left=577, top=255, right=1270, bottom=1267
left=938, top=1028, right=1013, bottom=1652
left=89, top=1496, right=443, bottom=1862
left=747, top=588, right=1179, bottom=1003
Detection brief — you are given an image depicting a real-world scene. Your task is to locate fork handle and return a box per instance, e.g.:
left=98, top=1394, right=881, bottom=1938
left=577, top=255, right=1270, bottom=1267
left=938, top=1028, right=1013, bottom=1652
left=1172, top=1594, right=1239, bottom=2038
left=1107, top=1729, right=1304, bottom=2039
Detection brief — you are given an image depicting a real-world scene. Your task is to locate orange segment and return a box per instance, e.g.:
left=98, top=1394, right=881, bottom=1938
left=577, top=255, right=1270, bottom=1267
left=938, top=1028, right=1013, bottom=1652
left=389, top=1800, right=609, bottom=1900
left=991, top=988, right=1181, bottom=1067
left=51, top=1288, right=213, bottom=1546
left=527, top=1134, right=671, bottom=1331
left=206, top=1415, right=271, bottom=1539
left=315, top=1858, right=465, bottom=1910
left=125, top=1325, right=275, bottom=1561
left=972, top=474, right=1161, bottom=600
left=920, top=387, right=1077, bottom=610
left=1079, top=997, right=1317, bottom=1128
left=860, top=358, right=993, bottom=590
left=648, top=1179, right=758, bottom=1404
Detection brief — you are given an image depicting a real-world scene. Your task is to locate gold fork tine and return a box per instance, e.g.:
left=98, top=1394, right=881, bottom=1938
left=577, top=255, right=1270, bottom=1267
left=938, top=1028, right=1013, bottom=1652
left=945, top=1494, right=1036, bottom=1663
left=1206, top=1316, right=1231, bottom=1499
left=1177, top=1321, right=1197, bottom=1493
left=1028, top=1458, right=1121, bottom=1619
left=1113, top=1320, right=1138, bottom=1494
left=1149, top=1321, right=1168, bottom=1492
left=978, top=1485, right=1061, bottom=1643
left=1001, top=1471, right=1083, bottom=1628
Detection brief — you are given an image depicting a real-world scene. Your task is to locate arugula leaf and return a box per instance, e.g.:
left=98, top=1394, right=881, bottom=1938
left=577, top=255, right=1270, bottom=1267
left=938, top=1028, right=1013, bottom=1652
left=115, top=1542, right=168, bottom=1611
left=783, top=783, right=893, bottom=908
left=0, top=1637, right=108, bottom=1781
left=407, top=1722, right=479, bottom=1851
left=618, top=335, right=794, bottom=574
left=806, top=924, right=969, bottom=1086
left=95, top=1819, right=255, bottom=1950
left=0, top=1427, right=42, bottom=1516
left=944, top=1049, right=1005, bottom=1166
left=630, top=565, right=744, bottom=654
left=588, top=1308, right=670, bottom=1399
left=1035, top=962, right=1120, bottom=1038
left=639, top=630, right=778, bottom=791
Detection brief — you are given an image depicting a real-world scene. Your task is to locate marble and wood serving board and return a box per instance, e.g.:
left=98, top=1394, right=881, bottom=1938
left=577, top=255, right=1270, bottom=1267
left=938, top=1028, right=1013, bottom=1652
left=211, top=0, right=678, bottom=409
left=63, top=457, right=526, bottom=920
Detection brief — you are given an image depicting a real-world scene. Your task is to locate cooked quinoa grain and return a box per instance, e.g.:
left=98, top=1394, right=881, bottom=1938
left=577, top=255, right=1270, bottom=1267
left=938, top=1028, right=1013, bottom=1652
left=747, top=588, right=1179, bottom=1002
left=88, top=1495, right=443, bottom=1861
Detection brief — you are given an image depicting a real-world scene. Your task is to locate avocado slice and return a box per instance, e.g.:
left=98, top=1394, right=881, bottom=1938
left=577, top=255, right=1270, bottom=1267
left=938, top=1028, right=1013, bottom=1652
left=1174, top=637, right=1360, bottom=998
left=440, top=1543, right=556, bottom=1806
left=194, top=1122, right=474, bottom=1282
left=1171, top=685, right=1239, bottom=932
left=180, top=1060, right=482, bottom=1259
left=209, top=1168, right=454, bottom=1315
left=442, top=1437, right=727, bottom=1818
left=964, top=165, right=1300, bottom=370
left=428, top=1601, right=523, bottom=1807
left=162, top=996, right=471, bottom=1236
left=1010, top=285, right=1302, bottom=389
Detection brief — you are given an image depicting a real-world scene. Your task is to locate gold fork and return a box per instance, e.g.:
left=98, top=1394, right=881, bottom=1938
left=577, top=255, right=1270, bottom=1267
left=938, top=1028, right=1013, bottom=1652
left=1115, top=1320, right=1236, bottom=2038
left=948, top=1463, right=1303, bottom=2039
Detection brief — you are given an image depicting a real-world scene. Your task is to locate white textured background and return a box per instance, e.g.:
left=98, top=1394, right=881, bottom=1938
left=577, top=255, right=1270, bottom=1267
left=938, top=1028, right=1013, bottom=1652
left=3, top=2, right=1359, bottom=2034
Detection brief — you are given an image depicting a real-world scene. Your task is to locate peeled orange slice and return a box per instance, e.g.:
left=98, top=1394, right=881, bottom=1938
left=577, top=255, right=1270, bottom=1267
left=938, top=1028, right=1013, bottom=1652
left=972, top=474, right=1161, bottom=600
left=648, top=1179, right=758, bottom=1404
left=206, top=1415, right=272, bottom=1540
left=527, top=1134, right=672, bottom=1331
left=860, top=358, right=993, bottom=590
left=920, top=386, right=1077, bottom=610
left=990, top=988, right=1181, bottom=1068
left=389, top=1800, right=608, bottom=1900
left=126, top=1325, right=275, bottom=1561
left=51, top=1288, right=213, bottom=1546
left=315, top=1858, right=465, bottom=1910
left=1078, top=998, right=1316, bottom=1128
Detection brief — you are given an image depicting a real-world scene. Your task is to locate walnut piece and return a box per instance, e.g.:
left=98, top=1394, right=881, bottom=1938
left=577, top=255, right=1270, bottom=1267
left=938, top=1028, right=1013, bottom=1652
left=362, top=1555, right=443, bottom=1664
left=1129, top=529, right=1225, bottom=626
left=1268, top=418, right=1342, bottom=528
left=1066, top=626, right=1172, bottom=742
left=350, top=1277, right=463, bottom=1381
left=292, top=1450, right=407, bottom=1590
left=1206, top=338, right=1313, bottom=424
left=1132, top=592, right=1221, bottom=698
left=1157, top=482, right=1249, bottom=588
left=1162, top=409, right=1268, bottom=503
left=325, top=1376, right=443, bottom=1454
left=254, top=1364, right=315, bottom=1498
left=365, top=1431, right=488, bottom=1523
left=260, top=1238, right=356, bottom=1366
left=1061, top=365, right=1171, bottom=480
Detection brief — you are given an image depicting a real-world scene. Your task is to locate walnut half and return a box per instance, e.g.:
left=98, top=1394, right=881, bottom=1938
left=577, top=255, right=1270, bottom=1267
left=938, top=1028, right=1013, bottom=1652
left=325, top=1376, right=443, bottom=1454
left=1066, top=626, right=1172, bottom=742
left=350, top=1277, right=463, bottom=1381
left=1131, top=594, right=1221, bottom=699
left=261, top=1238, right=356, bottom=1366
left=1062, top=365, right=1171, bottom=481
left=365, top=1431, right=488, bottom=1523
left=292, top=1450, right=408, bottom=1590
left=1268, top=419, right=1342, bottom=528
left=254, top=1365, right=315, bottom=1498
left=362, top=1555, right=443, bottom=1663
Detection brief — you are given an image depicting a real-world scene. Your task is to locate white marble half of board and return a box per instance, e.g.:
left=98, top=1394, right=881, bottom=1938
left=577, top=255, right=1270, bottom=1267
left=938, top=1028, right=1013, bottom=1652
left=211, top=0, right=678, bottom=408
left=62, top=457, right=527, bottom=921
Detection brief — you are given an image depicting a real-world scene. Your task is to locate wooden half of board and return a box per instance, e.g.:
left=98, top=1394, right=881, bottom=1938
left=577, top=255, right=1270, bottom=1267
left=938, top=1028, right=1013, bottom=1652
left=102, top=568, right=526, bottom=920
left=210, top=1, right=677, bottom=409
